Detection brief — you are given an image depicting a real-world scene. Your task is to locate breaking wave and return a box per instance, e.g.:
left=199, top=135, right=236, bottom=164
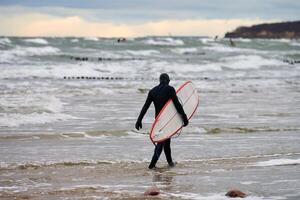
left=172, top=47, right=198, bottom=54
left=0, top=160, right=115, bottom=170
left=204, top=126, right=300, bottom=134
left=84, top=37, right=99, bottom=41
left=145, top=37, right=184, bottom=46
left=221, top=55, right=283, bottom=70
left=125, top=50, right=159, bottom=56
left=0, top=95, right=75, bottom=127
left=254, top=158, right=300, bottom=167
left=0, top=37, right=11, bottom=45
left=23, top=38, right=49, bottom=45
left=0, top=46, right=60, bottom=63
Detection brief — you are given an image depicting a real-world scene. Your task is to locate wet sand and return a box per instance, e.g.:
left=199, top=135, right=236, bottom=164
left=1, top=131, right=300, bottom=200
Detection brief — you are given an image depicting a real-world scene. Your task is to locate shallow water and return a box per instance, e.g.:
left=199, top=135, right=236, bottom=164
left=0, top=36, right=300, bottom=199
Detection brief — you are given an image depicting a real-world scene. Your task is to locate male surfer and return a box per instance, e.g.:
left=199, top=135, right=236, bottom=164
left=135, top=73, right=189, bottom=169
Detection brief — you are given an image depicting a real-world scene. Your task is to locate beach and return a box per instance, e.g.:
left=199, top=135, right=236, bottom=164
left=0, top=36, right=300, bottom=199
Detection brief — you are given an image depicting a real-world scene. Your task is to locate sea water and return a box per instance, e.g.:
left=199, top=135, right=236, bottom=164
left=0, top=36, right=299, bottom=199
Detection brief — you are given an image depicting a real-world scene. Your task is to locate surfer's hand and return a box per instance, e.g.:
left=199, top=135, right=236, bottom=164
left=182, top=114, right=189, bottom=127
left=135, top=120, right=142, bottom=130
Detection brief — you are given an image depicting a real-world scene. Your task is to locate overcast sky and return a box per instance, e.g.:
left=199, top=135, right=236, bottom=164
left=0, top=0, right=299, bottom=37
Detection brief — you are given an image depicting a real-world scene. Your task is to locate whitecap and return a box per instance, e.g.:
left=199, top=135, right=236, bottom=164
left=203, top=43, right=265, bottom=54
left=290, top=42, right=300, bottom=47
left=125, top=50, right=159, bottom=56
left=145, top=38, right=184, bottom=46
left=97, top=88, right=114, bottom=95
left=0, top=112, right=76, bottom=127
left=183, top=126, right=207, bottom=134
left=203, top=44, right=232, bottom=52
left=199, top=38, right=214, bottom=44
left=0, top=37, right=11, bottom=45
left=254, top=158, right=300, bottom=167
left=270, top=38, right=291, bottom=43
left=151, top=61, right=222, bottom=73
left=0, top=62, right=100, bottom=79
left=0, top=50, right=21, bottom=63
left=221, top=55, right=282, bottom=70
left=0, top=186, right=20, bottom=192
left=84, top=37, right=99, bottom=41
left=172, top=48, right=198, bottom=54
left=9, top=46, right=60, bottom=57
left=125, top=130, right=147, bottom=138
left=241, top=181, right=260, bottom=185
left=234, top=38, right=252, bottom=42
left=0, top=94, right=64, bottom=113
left=0, top=95, right=75, bottom=127
left=24, top=38, right=49, bottom=45
left=71, top=38, right=79, bottom=42
left=0, top=46, right=60, bottom=64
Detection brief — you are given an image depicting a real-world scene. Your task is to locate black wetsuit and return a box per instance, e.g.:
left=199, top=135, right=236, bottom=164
left=137, top=82, right=187, bottom=169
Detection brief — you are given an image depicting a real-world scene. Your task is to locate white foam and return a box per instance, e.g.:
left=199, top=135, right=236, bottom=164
left=0, top=95, right=75, bottom=127
left=24, top=38, right=49, bottom=45
left=71, top=38, right=79, bottom=42
left=184, top=126, right=207, bottom=134
left=254, top=158, right=300, bottom=167
left=0, top=112, right=76, bottom=127
left=0, top=94, right=64, bottom=113
left=125, top=130, right=147, bottom=138
left=145, top=38, right=184, bottom=46
left=125, top=50, right=159, bottom=56
left=0, top=50, right=20, bottom=63
left=199, top=38, right=214, bottom=44
left=0, top=37, right=11, bottom=45
left=203, top=43, right=264, bottom=54
left=151, top=61, right=222, bottom=73
left=202, top=43, right=235, bottom=53
left=0, top=62, right=99, bottom=79
left=270, top=38, right=291, bottom=43
left=290, top=42, right=300, bottom=47
left=172, top=48, right=198, bottom=54
left=0, top=186, right=19, bottom=192
left=234, top=38, right=252, bottom=42
left=168, top=192, right=277, bottom=200
left=241, top=181, right=259, bottom=185
left=71, top=48, right=121, bottom=58
left=84, top=37, right=99, bottom=41
left=1, top=46, right=60, bottom=60
left=221, top=55, right=282, bottom=70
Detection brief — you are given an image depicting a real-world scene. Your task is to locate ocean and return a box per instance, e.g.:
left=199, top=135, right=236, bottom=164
left=0, top=36, right=299, bottom=199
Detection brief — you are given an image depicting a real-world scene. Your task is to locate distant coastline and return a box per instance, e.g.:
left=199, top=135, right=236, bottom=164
left=225, top=21, right=300, bottom=39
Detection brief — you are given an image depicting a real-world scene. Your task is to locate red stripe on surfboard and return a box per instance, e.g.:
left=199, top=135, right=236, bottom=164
left=150, top=81, right=199, bottom=143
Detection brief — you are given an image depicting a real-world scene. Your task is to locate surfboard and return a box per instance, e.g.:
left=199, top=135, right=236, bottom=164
left=150, top=81, right=199, bottom=143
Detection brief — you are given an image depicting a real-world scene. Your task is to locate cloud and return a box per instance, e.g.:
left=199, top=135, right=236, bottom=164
left=0, top=12, right=271, bottom=37
left=0, top=1, right=300, bottom=21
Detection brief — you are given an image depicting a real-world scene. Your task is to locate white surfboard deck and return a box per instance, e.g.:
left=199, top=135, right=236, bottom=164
left=150, top=81, right=199, bottom=143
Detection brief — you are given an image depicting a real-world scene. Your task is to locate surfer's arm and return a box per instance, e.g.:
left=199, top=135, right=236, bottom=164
left=136, top=92, right=152, bottom=130
left=170, top=87, right=189, bottom=126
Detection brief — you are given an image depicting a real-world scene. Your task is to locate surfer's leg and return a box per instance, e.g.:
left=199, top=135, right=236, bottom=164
left=164, top=138, right=173, bottom=165
left=149, top=142, right=164, bottom=169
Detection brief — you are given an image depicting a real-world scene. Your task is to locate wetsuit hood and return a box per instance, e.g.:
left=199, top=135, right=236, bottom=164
left=159, top=73, right=170, bottom=85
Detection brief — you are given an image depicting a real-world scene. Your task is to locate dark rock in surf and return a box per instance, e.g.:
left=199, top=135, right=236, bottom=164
left=226, top=189, right=246, bottom=198
left=144, top=186, right=160, bottom=196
